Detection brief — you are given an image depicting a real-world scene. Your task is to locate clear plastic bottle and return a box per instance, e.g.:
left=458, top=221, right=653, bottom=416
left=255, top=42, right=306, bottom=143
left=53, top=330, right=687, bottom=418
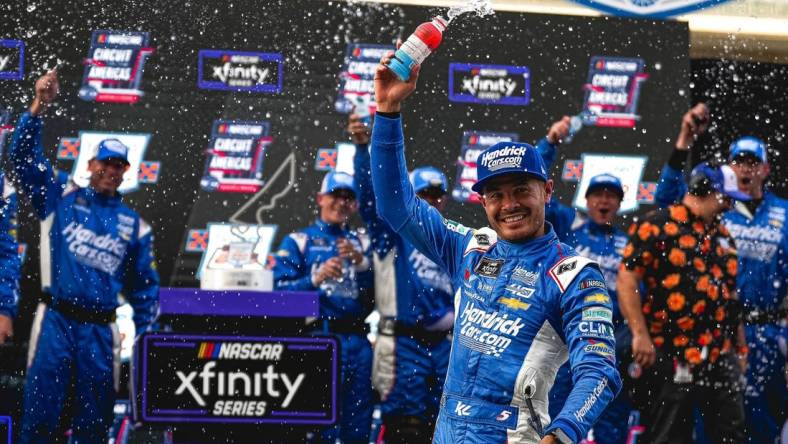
left=388, top=16, right=448, bottom=81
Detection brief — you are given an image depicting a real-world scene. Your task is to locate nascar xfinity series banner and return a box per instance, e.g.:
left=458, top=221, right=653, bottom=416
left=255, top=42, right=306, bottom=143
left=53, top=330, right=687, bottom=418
left=78, top=30, right=154, bottom=103
left=198, top=49, right=283, bottom=93
left=335, top=43, right=393, bottom=114
left=134, top=333, right=338, bottom=425
left=581, top=56, right=648, bottom=128
left=0, top=39, right=24, bottom=80
left=452, top=131, right=519, bottom=204
left=569, top=0, right=732, bottom=18
left=200, top=120, right=272, bottom=193
left=448, top=63, right=530, bottom=106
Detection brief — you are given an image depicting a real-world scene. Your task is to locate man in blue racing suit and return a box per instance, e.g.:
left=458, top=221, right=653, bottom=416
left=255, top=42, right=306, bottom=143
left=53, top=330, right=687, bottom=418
left=533, top=120, right=633, bottom=444
left=272, top=170, right=374, bottom=443
left=653, top=103, right=787, bottom=444
left=369, top=57, right=621, bottom=443
left=9, top=70, right=160, bottom=444
left=0, top=171, right=20, bottom=345
left=350, top=114, right=454, bottom=443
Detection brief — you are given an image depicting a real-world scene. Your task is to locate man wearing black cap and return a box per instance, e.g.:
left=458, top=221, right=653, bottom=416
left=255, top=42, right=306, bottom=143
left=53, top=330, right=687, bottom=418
left=9, top=70, right=159, bottom=444
left=368, top=53, right=621, bottom=443
left=618, top=161, right=749, bottom=443
left=654, top=104, right=787, bottom=444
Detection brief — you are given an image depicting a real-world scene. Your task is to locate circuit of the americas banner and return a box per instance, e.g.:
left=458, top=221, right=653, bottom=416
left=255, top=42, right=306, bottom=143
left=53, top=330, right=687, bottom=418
left=200, top=120, right=272, bottom=193
left=133, top=333, right=338, bottom=425
left=78, top=30, right=154, bottom=103
left=581, top=56, right=648, bottom=128
left=569, top=0, right=732, bottom=18
left=335, top=43, right=393, bottom=114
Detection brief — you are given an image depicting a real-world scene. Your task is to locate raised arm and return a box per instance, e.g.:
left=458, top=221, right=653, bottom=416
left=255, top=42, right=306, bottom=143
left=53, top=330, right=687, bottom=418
left=369, top=52, right=468, bottom=277
left=655, top=103, right=709, bottom=208
left=8, top=71, right=65, bottom=219
left=546, top=263, right=622, bottom=442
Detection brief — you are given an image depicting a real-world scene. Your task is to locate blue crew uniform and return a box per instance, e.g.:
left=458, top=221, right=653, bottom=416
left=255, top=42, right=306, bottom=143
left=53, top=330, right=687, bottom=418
left=655, top=151, right=788, bottom=444
left=371, top=113, right=621, bottom=444
left=9, top=112, right=159, bottom=444
left=272, top=212, right=374, bottom=443
left=0, top=172, right=20, bottom=320
left=354, top=144, right=453, bottom=437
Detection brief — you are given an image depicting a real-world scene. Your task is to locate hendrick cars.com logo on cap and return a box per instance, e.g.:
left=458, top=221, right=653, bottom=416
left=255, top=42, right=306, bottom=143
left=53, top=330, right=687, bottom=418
left=134, top=333, right=338, bottom=425
left=452, top=131, right=519, bottom=204
left=448, top=63, right=530, bottom=106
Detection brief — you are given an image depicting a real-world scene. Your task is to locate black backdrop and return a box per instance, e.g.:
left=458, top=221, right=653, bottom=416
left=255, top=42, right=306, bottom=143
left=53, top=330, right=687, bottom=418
left=1, top=0, right=695, bottom=333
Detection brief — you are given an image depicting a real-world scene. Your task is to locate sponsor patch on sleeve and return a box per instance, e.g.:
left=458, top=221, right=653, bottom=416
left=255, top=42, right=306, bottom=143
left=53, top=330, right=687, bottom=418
left=584, top=293, right=610, bottom=305
left=579, top=279, right=606, bottom=290
left=444, top=218, right=470, bottom=235
left=582, top=307, right=612, bottom=322
left=578, top=321, right=615, bottom=340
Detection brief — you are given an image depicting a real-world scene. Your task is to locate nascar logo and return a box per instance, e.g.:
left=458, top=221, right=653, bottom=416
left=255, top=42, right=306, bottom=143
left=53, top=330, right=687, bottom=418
left=198, top=342, right=284, bottom=361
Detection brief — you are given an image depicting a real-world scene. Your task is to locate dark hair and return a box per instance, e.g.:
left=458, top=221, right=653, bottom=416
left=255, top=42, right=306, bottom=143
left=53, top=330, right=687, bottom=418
left=687, top=158, right=724, bottom=197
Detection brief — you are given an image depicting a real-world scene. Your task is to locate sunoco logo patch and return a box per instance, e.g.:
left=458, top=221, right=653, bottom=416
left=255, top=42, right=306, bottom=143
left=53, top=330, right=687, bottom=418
left=198, top=49, right=283, bottom=93
left=449, top=63, right=530, bottom=106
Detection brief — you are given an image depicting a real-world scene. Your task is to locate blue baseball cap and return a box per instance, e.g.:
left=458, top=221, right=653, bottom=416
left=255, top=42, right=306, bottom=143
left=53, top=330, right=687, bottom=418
left=471, top=142, right=548, bottom=193
left=94, top=139, right=130, bottom=165
left=410, top=167, right=448, bottom=194
left=690, top=162, right=751, bottom=201
left=320, top=171, right=357, bottom=197
left=729, top=136, right=767, bottom=163
left=585, top=173, right=624, bottom=200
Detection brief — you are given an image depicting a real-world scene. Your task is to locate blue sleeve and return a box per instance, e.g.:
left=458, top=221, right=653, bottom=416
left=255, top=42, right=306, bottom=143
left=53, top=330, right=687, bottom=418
left=535, top=137, right=558, bottom=170
left=0, top=180, right=20, bottom=319
left=8, top=112, right=65, bottom=219
left=545, top=264, right=622, bottom=442
left=545, top=197, right=577, bottom=243
left=370, top=114, right=468, bottom=277
left=353, top=142, right=396, bottom=256
left=126, top=220, right=160, bottom=333
left=272, top=234, right=315, bottom=291
left=655, top=163, right=687, bottom=209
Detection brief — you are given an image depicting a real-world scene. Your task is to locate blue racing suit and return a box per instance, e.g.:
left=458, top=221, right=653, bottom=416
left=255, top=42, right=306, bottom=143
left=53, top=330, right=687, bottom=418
left=354, top=143, right=454, bottom=431
left=371, top=113, right=622, bottom=444
left=539, top=140, right=633, bottom=444
left=0, top=172, right=20, bottom=320
left=9, top=112, right=159, bottom=444
left=272, top=219, right=374, bottom=443
left=655, top=158, right=788, bottom=444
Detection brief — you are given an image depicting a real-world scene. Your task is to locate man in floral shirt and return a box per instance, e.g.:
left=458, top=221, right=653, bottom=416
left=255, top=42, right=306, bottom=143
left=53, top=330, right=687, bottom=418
left=617, top=162, right=750, bottom=444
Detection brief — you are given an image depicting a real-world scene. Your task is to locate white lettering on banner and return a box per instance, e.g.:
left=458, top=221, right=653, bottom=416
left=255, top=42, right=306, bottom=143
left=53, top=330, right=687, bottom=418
left=106, top=34, right=143, bottom=45
left=175, top=361, right=305, bottom=408
left=347, top=60, right=378, bottom=76
left=62, top=222, right=126, bottom=274
left=212, top=400, right=267, bottom=416
left=409, top=249, right=453, bottom=295
left=474, top=135, right=514, bottom=146
left=574, top=377, right=607, bottom=422
left=92, top=48, right=133, bottom=63
left=209, top=156, right=252, bottom=170
left=216, top=343, right=283, bottom=360
left=214, top=138, right=254, bottom=153
left=458, top=301, right=525, bottom=357
left=462, top=76, right=518, bottom=98
left=602, top=61, right=638, bottom=72
left=224, top=125, right=264, bottom=136
left=228, top=55, right=260, bottom=64
left=0, top=56, right=9, bottom=71
left=87, top=65, right=132, bottom=81
left=587, top=91, right=629, bottom=106
left=358, top=47, right=390, bottom=59
left=591, top=74, right=629, bottom=88
left=212, top=63, right=270, bottom=85
left=343, top=78, right=375, bottom=94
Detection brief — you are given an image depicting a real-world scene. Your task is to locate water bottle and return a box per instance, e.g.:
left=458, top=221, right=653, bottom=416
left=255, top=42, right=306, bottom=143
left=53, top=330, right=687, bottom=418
left=387, top=16, right=448, bottom=81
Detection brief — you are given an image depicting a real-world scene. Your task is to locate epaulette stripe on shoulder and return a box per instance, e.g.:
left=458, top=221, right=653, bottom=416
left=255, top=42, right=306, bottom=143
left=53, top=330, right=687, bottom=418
left=548, top=254, right=598, bottom=293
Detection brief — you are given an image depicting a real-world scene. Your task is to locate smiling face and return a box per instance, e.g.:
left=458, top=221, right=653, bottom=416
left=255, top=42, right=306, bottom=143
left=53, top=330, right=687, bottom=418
left=729, top=155, right=769, bottom=200
left=586, top=188, right=622, bottom=226
left=480, top=173, right=553, bottom=242
left=317, top=189, right=358, bottom=225
left=88, top=158, right=129, bottom=196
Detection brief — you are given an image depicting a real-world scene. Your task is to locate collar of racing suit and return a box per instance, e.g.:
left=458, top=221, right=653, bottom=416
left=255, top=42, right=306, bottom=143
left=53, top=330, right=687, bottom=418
left=84, top=186, right=122, bottom=206
left=314, top=218, right=349, bottom=236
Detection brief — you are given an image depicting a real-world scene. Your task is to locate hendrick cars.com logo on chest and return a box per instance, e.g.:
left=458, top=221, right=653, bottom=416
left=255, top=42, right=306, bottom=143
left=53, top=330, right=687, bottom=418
left=135, top=333, right=338, bottom=425
left=449, top=63, right=530, bottom=106
left=198, top=49, right=283, bottom=93
left=78, top=30, right=154, bottom=103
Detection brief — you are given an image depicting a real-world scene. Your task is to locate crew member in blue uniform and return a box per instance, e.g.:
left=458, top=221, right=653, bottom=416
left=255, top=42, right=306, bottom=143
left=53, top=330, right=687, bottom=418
left=0, top=171, right=20, bottom=345
left=10, top=70, right=159, bottom=444
left=272, top=170, right=374, bottom=444
left=350, top=114, right=454, bottom=443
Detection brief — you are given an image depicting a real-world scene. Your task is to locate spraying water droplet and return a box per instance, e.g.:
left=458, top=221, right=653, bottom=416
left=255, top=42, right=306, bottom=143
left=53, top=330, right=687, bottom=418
left=446, top=0, right=495, bottom=23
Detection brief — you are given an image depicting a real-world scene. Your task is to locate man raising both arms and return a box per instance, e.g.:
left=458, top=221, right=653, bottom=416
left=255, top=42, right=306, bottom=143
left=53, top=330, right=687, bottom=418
left=369, top=54, right=621, bottom=443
